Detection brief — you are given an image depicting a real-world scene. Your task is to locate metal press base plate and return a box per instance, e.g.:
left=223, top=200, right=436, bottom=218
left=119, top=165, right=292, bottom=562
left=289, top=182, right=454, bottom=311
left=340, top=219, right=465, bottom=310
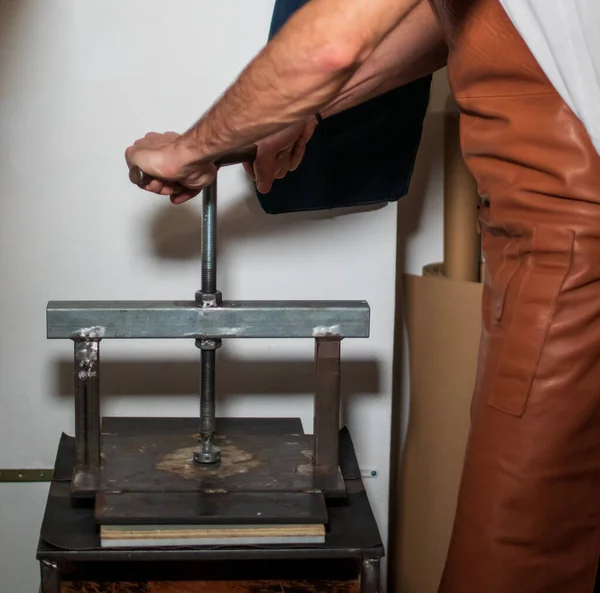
left=95, top=416, right=345, bottom=526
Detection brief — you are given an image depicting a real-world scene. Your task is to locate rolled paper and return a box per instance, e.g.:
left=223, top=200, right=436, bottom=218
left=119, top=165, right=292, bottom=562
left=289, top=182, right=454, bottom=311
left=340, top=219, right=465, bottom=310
left=443, top=108, right=481, bottom=282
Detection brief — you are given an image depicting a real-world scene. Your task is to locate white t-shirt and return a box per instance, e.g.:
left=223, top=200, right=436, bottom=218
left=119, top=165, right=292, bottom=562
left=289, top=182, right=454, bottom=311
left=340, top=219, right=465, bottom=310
left=498, top=0, right=600, bottom=156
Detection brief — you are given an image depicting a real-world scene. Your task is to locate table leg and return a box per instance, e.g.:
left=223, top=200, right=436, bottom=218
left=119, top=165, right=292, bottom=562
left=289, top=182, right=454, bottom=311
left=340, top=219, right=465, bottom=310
left=40, top=560, right=60, bottom=593
left=360, top=558, right=381, bottom=593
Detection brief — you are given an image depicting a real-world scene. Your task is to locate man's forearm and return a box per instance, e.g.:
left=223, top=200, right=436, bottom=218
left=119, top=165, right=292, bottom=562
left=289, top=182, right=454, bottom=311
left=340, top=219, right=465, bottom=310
left=175, top=0, right=421, bottom=166
left=320, top=1, right=447, bottom=118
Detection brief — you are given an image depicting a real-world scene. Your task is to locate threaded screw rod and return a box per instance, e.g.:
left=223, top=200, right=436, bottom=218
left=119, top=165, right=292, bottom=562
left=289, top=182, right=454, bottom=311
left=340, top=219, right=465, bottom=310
left=194, top=180, right=221, bottom=464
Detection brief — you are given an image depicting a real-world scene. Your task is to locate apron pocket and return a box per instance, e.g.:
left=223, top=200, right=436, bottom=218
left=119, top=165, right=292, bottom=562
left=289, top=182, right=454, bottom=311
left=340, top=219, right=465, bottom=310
left=487, top=224, right=574, bottom=417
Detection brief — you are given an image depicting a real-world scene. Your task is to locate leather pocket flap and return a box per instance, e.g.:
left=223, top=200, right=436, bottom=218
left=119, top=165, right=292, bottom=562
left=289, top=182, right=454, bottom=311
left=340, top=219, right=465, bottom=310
left=488, top=225, right=574, bottom=417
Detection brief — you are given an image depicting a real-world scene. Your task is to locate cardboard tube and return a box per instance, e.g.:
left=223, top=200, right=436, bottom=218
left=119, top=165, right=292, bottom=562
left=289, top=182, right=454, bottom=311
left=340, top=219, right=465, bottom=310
left=395, top=270, right=483, bottom=593
left=443, top=108, right=480, bottom=282
left=423, top=262, right=444, bottom=277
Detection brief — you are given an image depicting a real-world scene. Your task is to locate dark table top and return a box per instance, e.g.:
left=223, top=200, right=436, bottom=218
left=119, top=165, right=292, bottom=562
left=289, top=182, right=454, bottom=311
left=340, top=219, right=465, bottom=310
left=36, top=423, right=384, bottom=563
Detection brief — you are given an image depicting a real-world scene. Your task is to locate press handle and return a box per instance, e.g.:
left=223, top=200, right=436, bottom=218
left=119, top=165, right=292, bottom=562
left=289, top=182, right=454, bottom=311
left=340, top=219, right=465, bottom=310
left=214, top=146, right=258, bottom=167
left=128, top=145, right=258, bottom=186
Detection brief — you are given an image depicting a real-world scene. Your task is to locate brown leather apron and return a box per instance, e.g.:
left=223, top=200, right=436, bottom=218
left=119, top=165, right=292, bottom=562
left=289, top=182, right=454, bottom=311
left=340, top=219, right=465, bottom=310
left=426, top=0, right=600, bottom=591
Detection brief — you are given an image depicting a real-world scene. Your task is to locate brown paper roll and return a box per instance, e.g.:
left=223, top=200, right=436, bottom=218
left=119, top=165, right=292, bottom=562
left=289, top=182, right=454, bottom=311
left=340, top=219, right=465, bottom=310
left=443, top=109, right=480, bottom=282
left=422, top=262, right=444, bottom=277
left=394, top=270, right=483, bottom=593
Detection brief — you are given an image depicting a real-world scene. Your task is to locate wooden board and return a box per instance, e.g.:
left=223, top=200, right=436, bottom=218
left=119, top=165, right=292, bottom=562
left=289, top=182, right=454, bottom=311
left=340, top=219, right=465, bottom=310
left=99, top=523, right=326, bottom=547
left=101, top=524, right=326, bottom=541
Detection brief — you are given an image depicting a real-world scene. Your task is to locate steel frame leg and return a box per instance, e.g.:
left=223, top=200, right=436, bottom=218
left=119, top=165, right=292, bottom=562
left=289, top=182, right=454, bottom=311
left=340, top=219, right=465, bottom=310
left=40, top=560, right=60, bottom=593
left=360, top=558, right=381, bottom=593
left=71, top=336, right=101, bottom=497
left=313, top=337, right=342, bottom=474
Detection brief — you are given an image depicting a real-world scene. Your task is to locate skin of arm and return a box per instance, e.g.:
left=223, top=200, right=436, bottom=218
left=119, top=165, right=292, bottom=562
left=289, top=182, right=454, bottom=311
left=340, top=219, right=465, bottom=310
left=321, top=1, right=446, bottom=118
left=125, top=0, right=439, bottom=202
left=247, top=0, right=447, bottom=193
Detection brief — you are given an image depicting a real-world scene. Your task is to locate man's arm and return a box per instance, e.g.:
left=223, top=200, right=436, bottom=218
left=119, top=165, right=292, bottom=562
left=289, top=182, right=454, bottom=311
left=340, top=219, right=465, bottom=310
left=126, top=0, right=426, bottom=200
left=320, top=1, right=446, bottom=118
left=247, top=1, right=445, bottom=193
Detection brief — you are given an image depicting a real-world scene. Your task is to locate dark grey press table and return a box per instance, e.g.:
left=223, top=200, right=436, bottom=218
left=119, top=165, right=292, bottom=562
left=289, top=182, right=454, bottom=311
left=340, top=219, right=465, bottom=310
left=36, top=427, right=384, bottom=593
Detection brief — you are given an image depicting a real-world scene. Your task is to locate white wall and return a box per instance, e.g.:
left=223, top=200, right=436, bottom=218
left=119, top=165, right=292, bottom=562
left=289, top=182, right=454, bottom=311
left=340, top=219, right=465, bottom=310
left=0, top=1, right=448, bottom=591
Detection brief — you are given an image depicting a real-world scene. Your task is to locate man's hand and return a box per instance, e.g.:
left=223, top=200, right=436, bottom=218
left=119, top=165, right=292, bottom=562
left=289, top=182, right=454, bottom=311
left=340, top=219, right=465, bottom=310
left=125, top=131, right=217, bottom=205
left=242, top=118, right=317, bottom=194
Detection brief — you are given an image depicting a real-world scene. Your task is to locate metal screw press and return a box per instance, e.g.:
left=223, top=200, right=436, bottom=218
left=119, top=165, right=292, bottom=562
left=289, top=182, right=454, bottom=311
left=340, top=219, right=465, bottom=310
left=47, top=147, right=370, bottom=501
left=129, top=147, right=258, bottom=464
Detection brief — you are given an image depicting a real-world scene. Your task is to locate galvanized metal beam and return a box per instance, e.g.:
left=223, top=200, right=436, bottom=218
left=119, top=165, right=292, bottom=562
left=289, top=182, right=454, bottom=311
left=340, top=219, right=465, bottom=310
left=46, top=300, right=370, bottom=340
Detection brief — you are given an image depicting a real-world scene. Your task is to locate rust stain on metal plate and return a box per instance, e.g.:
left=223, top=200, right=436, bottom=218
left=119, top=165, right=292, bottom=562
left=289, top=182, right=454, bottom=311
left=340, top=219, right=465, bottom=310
left=156, top=435, right=261, bottom=479
left=294, top=449, right=315, bottom=476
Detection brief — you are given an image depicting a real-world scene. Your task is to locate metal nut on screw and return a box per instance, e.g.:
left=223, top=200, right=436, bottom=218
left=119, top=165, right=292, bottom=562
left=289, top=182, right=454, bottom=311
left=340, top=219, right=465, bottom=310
left=194, top=445, right=221, bottom=464
left=195, top=338, right=222, bottom=351
left=195, top=290, right=223, bottom=308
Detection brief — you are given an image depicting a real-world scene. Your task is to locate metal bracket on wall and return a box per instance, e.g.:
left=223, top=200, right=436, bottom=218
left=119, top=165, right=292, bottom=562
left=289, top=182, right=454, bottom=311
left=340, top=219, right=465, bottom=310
left=0, top=469, right=54, bottom=482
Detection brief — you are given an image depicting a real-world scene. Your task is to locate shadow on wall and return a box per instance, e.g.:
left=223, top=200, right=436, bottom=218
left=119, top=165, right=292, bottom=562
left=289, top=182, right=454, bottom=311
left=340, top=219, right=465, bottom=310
left=145, top=172, right=387, bottom=261
left=0, top=0, right=29, bottom=52
left=53, top=355, right=381, bottom=401
left=52, top=353, right=381, bottom=433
